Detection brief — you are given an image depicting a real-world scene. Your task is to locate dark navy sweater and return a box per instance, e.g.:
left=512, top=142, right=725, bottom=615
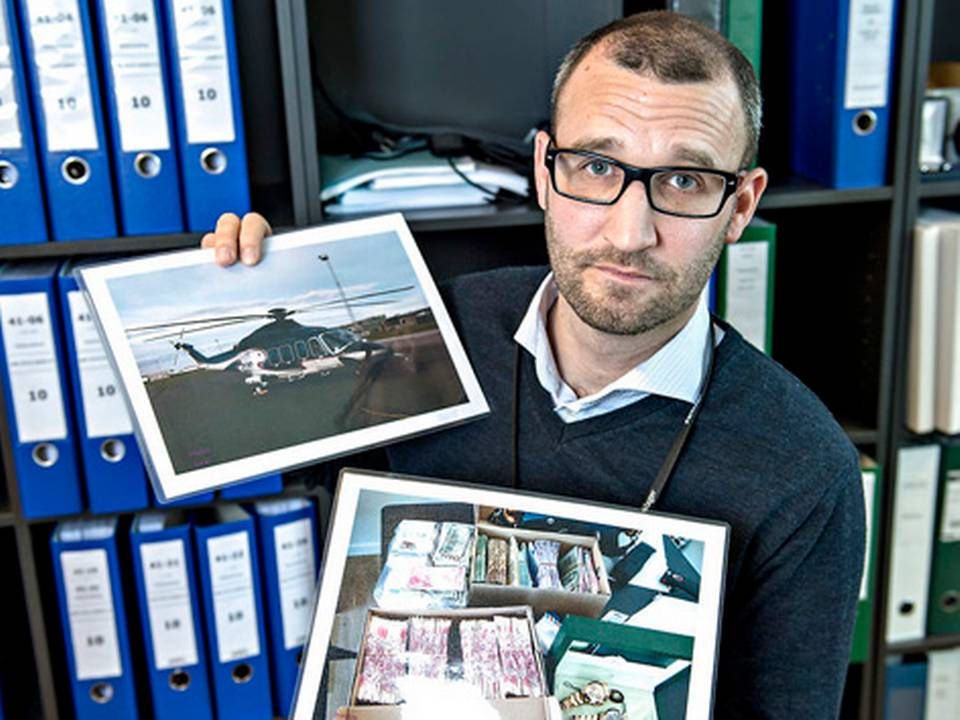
left=387, top=266, right=865, bottom=719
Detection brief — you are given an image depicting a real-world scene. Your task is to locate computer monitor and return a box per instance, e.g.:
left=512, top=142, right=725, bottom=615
left=309, top=1, right=622, bottom=152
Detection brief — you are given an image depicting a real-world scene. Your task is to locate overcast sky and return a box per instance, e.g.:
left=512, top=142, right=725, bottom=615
left=105, top=231, right=431, bottom=373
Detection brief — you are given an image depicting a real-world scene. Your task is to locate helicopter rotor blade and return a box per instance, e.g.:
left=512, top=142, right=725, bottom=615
left=140, top=317, right=257, bottom=342
left=290, top=285, right=415, bottom=314
left=127, top=312, right=273, bottom=333
left=292, top=299, right=401, bottom=317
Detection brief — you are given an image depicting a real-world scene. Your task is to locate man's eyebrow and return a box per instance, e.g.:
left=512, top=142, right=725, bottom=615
left=671, top=145, right=719, bottom=169
left=565, top=137, right=625, bottom=154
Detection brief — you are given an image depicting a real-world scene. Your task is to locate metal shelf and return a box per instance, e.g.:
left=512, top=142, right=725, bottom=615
left=844, top=426, right=880, bottom=447
left=918, top=177, right=960, bottom=199
left=0, top=232, right=201, bottom=261
left=22, top=482, right=321, bottom=525
left=759, top=178, right=894, bottom=209
left=886, top=634, right=960, bottom=655
left=0, top=179, right=905, bottom=263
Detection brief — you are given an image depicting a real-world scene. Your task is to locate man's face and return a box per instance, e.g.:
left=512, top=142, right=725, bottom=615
left=534, top=50, right=757, bottom=336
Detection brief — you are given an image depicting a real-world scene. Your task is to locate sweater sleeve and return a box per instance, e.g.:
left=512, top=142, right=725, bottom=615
left=712, top=447, right=866, bottom=719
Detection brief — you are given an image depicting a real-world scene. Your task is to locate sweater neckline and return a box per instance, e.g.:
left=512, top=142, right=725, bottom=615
left=514, top=321, right=743, bottom=443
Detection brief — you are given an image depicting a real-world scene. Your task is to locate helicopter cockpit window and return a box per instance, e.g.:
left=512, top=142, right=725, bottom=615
left=295, top=340, right=309, bottom=360
left=308, top=337, right=323, bottom=358
left=268, top=348, right=281, bottom=366
left=280, top=345, right=295, bottom=364
left=322, top=329, right=356, bottom=354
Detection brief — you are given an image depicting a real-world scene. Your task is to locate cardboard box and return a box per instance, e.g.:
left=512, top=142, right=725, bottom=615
left=335, top=697, right=557, bottom=720
left=346, top=605, right=549, bottom=718
left=469, top=522, right=612, bottom=618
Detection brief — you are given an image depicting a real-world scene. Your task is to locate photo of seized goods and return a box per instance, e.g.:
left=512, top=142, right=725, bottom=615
left=293, top=471, right=728, bottom=720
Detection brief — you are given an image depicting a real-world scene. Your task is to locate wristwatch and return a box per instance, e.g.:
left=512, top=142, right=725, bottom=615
left=559, top=680, right=624, bottom=709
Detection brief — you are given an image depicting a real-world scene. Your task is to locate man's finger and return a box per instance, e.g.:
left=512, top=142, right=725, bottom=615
left=212, top=212, right=242, bottom=266
left=238, top=212, right=270, bottom=265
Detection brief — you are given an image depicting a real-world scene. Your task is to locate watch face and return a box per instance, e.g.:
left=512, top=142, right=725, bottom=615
left=609, top=689, right=625, bottom=704
left=583, top=681, right=607, bottom=704
left=601, top=709, right=624, bottom=720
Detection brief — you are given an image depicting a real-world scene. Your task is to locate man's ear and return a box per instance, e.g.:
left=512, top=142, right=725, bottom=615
left=724, top=167, right=769, bottom=244
left=533, top=130, right=552, bottom=211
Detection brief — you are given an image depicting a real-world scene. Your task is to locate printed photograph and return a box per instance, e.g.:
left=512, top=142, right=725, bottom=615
left=292, top=470, right=729, bottom=720
left=79, top=215, right=488, bottom=500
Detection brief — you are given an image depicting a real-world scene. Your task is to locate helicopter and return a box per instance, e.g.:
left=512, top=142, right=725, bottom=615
left=127, top=286, right=416, bottom=395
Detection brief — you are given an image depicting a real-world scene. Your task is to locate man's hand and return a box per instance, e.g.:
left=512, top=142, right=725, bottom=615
left=201, top=212, right=272, bottom=267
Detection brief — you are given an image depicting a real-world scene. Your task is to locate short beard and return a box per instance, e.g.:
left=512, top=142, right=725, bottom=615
left=545, top=213, right=729, bottom=336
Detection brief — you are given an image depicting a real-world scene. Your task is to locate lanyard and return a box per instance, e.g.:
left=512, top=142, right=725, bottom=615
left=510, top=321, right=717, bottom=512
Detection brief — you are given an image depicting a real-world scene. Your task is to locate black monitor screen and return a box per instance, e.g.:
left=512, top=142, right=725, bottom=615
left=308, top=2, right=622, bottom=152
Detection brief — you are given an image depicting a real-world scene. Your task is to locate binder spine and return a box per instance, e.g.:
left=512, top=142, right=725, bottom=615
left=0, top=264, right=84, bottom=518
left=92, top=0, right=184, bottom=235
left=0, top=0, right=48, bottom=244
left=161, top=0, right=249, bottom=232
left=16, top=0, right=117, bottom=240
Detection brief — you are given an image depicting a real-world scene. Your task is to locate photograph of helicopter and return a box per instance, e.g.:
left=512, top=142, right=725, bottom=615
left=78, top=214, right=489, bottom=501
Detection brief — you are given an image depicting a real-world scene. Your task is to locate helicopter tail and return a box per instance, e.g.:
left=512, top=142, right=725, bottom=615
left=172, top=341, right=214, bottom=365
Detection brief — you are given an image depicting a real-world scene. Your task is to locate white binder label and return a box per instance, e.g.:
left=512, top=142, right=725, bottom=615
left=140, top=539, right=199, bottom=670
left=67, top=291, right=133, bottom=438
left=723, top=241, right=769, bottom=352
left=886, top=445, right=940, bottom=643
left=940, top=473, right=960, bottom=543
left=102, top=0, right=170, bottom=152
left=0, top=292, right=67, bottom=442
left=274, top=518, right=317, bottom=650
left=859, top=469, right=876, bottom=600
left=172, top=0, right=236, bottom=144
left=24, top=0, right=99, bottom=151
left=926, top=648, right=960, bottom=720
left=60, top=549, right=123, bottom=680
left=207, top=531, right=260, bottom=662
left=844, top=0, right=895, bottom=109
left=0, top=1, right=23, bottom=149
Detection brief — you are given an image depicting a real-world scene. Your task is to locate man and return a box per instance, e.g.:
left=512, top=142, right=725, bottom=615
left=207, top=12, right=864, bottom=718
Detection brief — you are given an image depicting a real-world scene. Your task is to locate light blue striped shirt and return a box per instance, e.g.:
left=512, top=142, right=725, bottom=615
left=513, top=273, right=719, bottom=424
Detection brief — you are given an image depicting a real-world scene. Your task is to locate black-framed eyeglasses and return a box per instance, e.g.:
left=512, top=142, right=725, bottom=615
left=544, top=144, right=741, bottom=219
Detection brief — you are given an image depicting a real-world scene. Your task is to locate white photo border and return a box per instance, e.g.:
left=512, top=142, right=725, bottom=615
left=78, top=214, right=489, bottom=501
left=291, top=468, right=730, bottom=720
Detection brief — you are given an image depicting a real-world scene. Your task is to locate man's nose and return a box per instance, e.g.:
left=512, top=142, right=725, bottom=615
left=600, top=179, right=658, bottom=252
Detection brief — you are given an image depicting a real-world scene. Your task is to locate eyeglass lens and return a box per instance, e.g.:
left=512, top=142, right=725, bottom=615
left=553, top=151, right=728, bottom=216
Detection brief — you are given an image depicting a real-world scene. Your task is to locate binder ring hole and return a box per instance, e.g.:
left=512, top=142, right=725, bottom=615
left=898, top=600, right=915, bottom=616
left=100, top=438, right=126, bottom=463
left=200, top=148, right=227, bottom=175
left=134, top=152, right=162, bottom=179
left=853, top=110, right=877, bottom=136
left=90, top=682, right=114, bottom=704
left=169, top=669, right=191, bottom=691
left=941, top=591, right=960, bottom=613
left=32, top=443, right=59, bottom=468
left=231, top=663, right=253, bottom=684
left=0, top=161, right=19, bottom=190
left=61, top=156, right=91, bottom=185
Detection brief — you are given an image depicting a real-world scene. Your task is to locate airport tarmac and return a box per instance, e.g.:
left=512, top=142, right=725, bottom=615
left=144, top=329, right=468, bottom=473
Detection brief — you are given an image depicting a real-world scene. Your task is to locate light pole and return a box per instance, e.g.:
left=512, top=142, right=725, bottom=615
left=318, top=253, right=357, bottom=326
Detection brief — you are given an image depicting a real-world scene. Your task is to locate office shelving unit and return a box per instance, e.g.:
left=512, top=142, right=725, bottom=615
left=0, top=1, right=955, bottom=718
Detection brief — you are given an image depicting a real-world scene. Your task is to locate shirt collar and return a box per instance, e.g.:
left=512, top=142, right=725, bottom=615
left=514, top=272, right=713, bottom=415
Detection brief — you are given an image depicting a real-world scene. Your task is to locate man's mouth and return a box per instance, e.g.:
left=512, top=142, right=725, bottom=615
left=592, top=263, right=655, bottom=283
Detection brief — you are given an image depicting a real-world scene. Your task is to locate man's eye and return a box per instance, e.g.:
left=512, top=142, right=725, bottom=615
left=580, top=159, right=613, bottom=177
left=665, top=173, right=702, bottom=191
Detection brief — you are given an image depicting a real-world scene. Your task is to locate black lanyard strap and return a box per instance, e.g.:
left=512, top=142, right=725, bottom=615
left=511, top=320, right=717, bottom=513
